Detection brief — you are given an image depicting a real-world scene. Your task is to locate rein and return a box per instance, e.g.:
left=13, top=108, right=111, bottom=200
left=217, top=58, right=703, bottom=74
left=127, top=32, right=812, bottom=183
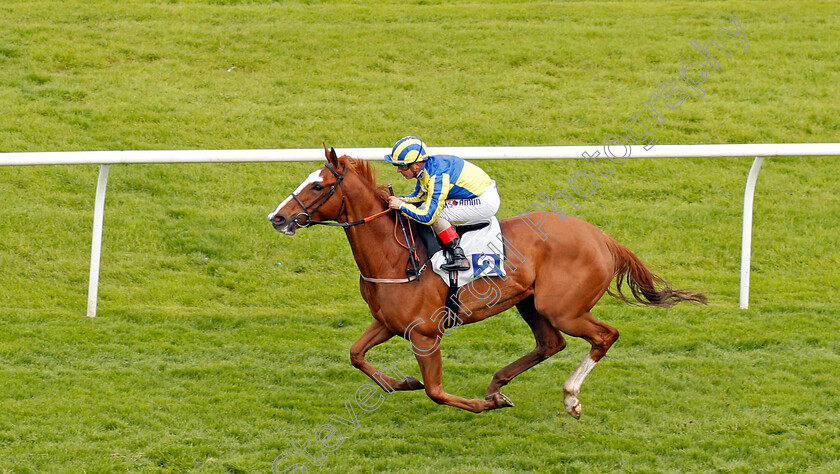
left=287, top=162, right=426, bottom=283
left=298, top=203, right=392, bottom=228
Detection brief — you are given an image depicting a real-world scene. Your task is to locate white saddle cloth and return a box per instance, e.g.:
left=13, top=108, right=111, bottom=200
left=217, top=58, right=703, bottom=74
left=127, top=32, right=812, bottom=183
left=431, top=217, right=506, bottom=287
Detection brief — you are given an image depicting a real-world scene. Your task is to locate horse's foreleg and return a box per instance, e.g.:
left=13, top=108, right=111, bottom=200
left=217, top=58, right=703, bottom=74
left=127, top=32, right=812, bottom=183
left=410, top=334, right=511, bottom=413
left=485, top=299, right=566, bottom=400
left=350, top=320, right=424, bottom=392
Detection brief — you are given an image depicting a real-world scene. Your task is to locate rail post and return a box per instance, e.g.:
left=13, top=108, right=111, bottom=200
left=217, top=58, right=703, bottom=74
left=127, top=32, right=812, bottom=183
left=739, top=156, right=764, bottom=309
left=86, top=164, right=110, bottom=317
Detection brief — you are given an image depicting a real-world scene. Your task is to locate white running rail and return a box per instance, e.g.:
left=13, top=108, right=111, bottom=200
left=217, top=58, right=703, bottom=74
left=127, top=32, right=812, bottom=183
left=2, top=143, right=839, bottom=316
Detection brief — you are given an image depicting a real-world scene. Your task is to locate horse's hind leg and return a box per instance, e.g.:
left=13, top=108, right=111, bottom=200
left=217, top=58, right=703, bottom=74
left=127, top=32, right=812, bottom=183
left=546, top=310, right=619, bottom=419
left=484, top=296, right=567, bottom=402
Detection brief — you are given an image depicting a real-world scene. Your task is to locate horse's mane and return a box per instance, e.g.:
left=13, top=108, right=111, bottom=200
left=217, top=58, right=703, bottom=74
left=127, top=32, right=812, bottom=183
left=340, top=155, right=389, bottom=199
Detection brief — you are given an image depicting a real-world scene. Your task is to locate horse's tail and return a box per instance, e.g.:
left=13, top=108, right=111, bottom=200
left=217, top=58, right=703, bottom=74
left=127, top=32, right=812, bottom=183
left=604, top=235, right=707, bottom=308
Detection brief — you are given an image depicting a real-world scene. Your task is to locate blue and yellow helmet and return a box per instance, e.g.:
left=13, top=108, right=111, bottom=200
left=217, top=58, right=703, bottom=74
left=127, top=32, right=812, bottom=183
left=384, top=136, right=428, bottom=166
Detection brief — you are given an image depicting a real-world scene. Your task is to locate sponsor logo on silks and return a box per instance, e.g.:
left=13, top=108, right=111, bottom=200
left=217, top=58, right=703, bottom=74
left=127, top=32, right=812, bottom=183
left=472, top=253, right=503, bottom=277
left=445, top=198, right=481, bottom=208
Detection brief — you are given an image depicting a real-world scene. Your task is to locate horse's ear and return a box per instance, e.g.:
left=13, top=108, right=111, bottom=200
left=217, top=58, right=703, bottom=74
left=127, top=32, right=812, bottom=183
left=323, top=143, right=331, bottom=162
left=327, top=147, right=339, bottom=167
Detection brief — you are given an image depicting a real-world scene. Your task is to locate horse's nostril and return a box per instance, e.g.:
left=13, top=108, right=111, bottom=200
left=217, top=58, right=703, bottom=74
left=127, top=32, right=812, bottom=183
left=272, top=215, right=286, bottom=225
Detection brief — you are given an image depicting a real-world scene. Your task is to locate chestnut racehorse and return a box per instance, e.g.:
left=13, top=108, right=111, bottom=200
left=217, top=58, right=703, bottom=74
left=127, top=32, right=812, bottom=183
left=268, top=148, right=706, bottom=417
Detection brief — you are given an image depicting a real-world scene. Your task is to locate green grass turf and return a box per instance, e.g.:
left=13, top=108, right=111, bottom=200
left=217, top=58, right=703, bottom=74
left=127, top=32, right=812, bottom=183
left=1, top=1, right=839, bottom=472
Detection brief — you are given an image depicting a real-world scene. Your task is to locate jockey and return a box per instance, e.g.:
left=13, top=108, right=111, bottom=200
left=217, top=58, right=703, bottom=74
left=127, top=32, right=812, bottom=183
left=385, top=136, right=501, bottom=272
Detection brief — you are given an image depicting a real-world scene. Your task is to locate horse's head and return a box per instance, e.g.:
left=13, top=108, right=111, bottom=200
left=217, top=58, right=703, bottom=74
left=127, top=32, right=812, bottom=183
left=268, top=146, right=347, bottom=235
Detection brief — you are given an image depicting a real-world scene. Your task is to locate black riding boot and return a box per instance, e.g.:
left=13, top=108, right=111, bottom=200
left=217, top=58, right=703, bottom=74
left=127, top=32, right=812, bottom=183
left=441, top=236, right=470, bottom=271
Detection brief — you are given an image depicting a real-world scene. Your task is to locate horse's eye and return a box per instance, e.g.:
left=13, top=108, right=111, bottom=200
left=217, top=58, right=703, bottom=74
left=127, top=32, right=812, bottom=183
left=312, top=184, right=324, bottom=192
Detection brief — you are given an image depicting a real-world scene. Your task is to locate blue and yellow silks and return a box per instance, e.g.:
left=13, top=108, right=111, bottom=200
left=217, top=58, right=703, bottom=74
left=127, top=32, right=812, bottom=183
left=398, top=155, right=492, bottom=224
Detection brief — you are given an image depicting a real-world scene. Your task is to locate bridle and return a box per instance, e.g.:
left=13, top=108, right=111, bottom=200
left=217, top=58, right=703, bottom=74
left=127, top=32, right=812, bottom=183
left=286, top=162, right=390, bottom=229
left=280, top=161, right=425, bottom=283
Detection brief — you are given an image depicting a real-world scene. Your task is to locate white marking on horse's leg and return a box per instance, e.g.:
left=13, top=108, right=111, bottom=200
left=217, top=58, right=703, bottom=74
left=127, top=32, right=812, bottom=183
left=562, top=355, right=597, bottom=418
left=267, top=169, right=324, bottom=220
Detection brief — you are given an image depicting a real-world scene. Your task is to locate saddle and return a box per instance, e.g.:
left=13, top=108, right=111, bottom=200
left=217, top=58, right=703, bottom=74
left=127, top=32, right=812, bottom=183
left=412, top=222, right=494, bottom=330
left=414, top=222, right=490, bottom=258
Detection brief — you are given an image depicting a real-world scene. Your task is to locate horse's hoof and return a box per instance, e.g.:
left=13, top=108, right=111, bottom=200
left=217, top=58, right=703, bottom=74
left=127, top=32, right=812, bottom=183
left=567, top=402, right=582, bottom=419
left=498, top=393, right=515, bottom=408
left=562, top=394, right=581, bottom=419
left=404, top=376, right=424, bottom=390
left=486, top=392, right=515, bottom=408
